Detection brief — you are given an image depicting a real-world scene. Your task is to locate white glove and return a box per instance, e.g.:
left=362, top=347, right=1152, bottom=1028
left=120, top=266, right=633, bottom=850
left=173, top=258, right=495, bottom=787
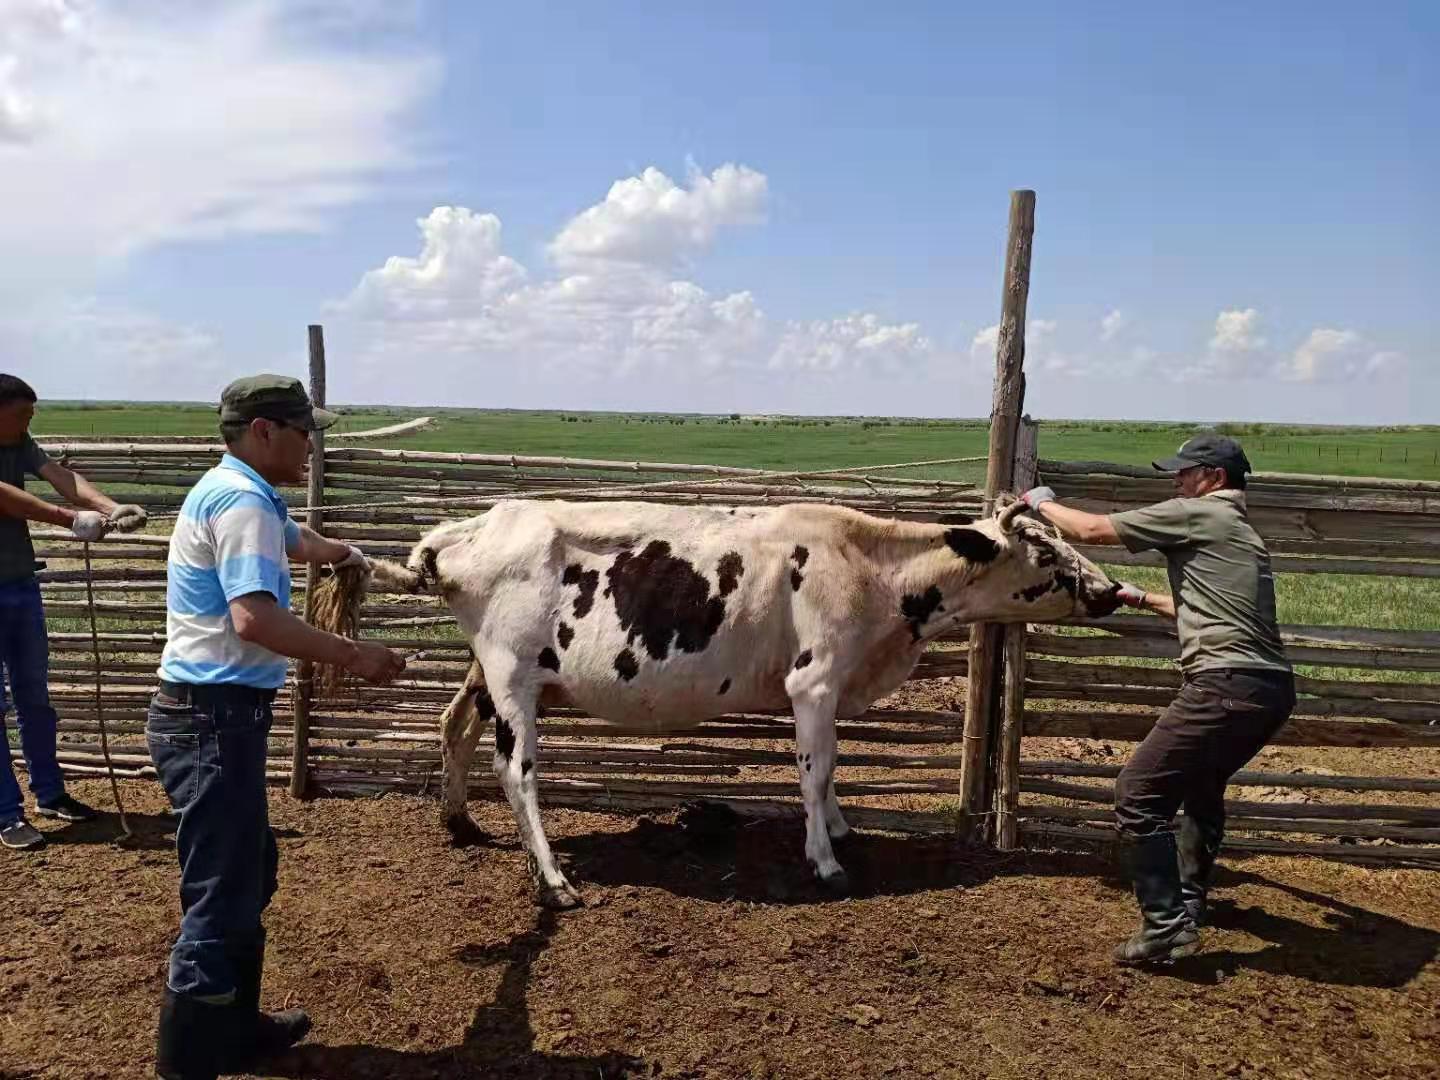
left=1019, top=486, right=1057, bottom=510
left=1116, top=582, right=1147, bottom=608
left=107, top=504, right=148, bottom=533
left=334, top=544, right=370, bottom=572
left=70, top=511, right=108, bottom=541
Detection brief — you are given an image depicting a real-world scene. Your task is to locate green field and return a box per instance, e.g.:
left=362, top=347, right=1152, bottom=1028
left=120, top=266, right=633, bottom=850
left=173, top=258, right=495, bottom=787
left=32, top=403, right=1440, bottom=483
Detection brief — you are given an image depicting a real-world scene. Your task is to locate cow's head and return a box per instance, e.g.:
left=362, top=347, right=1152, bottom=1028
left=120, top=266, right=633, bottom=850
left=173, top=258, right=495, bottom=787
left=912, top=498, right=1121, bottom=632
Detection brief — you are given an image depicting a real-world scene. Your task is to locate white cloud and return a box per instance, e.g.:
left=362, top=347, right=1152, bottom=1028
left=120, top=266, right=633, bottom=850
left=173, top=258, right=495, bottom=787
left=2, top=296, right=228, bottom=400
left=1100, top=308, right=1127, bottom=341
left=1284, top=328, right=1408, bottom=383
left=333, top=164, right=930, bottom=394
left=970, top=323, right=999, bottom=360
left=1209, top=307, right=1266, bottom=355
left=549, top=163, right=768, bottom=269
left=771, top=313, right=930, bottom=372
left=0, top=1, right=436, bottom=292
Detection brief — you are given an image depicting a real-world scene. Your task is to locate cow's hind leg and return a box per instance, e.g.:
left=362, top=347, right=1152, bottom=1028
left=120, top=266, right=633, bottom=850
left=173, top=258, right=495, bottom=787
left=483, top=657, right=581, bottom=910
left=440, top=658, right=490, bottom=845
left=790, top=687, right=848, bottom=894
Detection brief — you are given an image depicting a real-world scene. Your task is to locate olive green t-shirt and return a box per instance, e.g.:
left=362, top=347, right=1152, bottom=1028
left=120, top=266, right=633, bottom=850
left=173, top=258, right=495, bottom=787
left=1109, top=489, right=1290, bottom=675
left=0, top=434, right=51, bottom=584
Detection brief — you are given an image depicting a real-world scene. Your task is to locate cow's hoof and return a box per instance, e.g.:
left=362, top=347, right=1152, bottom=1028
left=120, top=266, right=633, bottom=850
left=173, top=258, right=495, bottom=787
left=444, top=814, right=489, bottom=848
left=539, top=883, right=584, bottom=910
left=816, top=868, right=850, bottom=896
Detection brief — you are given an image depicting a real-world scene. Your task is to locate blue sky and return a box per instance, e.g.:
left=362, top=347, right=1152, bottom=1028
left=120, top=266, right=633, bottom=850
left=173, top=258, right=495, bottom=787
left=0, top=1, right=1433, bottom=422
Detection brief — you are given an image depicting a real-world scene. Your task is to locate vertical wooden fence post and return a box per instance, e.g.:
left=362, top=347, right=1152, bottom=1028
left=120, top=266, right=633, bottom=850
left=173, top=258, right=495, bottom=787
left=958, top=190, right=1035, bottom=841
left=994, top=417, right=1038, bottom=850
left=290, top=325, right=327, bottom=799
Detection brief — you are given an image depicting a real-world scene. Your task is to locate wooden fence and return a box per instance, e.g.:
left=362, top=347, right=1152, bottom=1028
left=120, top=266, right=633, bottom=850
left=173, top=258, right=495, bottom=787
left=25, top=437, right=1440, bottom=864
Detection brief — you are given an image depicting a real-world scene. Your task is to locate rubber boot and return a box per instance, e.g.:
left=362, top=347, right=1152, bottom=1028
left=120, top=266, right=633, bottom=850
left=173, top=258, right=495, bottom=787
left=1113, top=831, right=1201, bottom=966
left=219, top=930, right=311, bottom=1071
left=1178, top=813, right=1223, bottom=928
left=155, top=989, right=229, bottom=1080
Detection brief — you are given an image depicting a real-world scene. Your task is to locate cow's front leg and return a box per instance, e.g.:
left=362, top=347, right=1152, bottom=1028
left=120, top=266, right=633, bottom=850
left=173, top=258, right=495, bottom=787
left=485, top=661, right=581, bottom=910
left=788, top=675, right=847, bottom=893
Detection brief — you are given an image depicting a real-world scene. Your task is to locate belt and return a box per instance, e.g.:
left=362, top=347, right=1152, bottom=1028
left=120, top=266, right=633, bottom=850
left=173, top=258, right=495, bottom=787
left=157, top=680, right=278, bottom=708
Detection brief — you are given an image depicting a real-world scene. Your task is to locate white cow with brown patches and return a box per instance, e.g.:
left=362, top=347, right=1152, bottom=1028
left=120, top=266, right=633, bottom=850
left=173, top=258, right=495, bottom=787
left=358, top=498, right=1121, bottom=908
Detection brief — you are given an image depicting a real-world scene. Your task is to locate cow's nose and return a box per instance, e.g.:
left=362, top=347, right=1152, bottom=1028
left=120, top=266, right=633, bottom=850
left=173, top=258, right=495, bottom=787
left=1085, top=582, right=1123, bottom=618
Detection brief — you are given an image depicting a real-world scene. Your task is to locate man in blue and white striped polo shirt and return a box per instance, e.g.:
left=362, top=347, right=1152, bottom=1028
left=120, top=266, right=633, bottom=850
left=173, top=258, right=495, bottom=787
left=150, top=375, right=405, bottom=1080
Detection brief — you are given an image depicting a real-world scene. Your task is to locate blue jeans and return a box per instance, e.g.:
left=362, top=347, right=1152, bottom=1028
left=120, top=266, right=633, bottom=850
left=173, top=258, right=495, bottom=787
left=0, top=576, right=65, bottom=822
left=146, top=687, right=279, bottom=999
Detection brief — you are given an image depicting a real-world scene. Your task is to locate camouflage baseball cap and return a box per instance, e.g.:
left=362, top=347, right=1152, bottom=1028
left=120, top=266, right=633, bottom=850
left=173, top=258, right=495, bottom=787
left=219, top=374, right=338, bottom=431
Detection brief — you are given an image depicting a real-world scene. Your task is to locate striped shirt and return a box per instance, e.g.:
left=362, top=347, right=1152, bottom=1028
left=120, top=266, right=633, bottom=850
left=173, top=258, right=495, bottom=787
left=159, top=454, right=301, bottom=689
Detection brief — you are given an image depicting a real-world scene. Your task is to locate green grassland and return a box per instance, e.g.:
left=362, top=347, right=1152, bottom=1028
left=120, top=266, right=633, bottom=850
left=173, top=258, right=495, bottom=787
left=32, top=403, right=1440, bottom=483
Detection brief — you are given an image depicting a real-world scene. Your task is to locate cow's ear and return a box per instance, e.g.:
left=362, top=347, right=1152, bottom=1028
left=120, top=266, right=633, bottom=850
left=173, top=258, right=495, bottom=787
left=944, top=527, right=1001, bottom=563
left=937, top=512, right=974, bottom=526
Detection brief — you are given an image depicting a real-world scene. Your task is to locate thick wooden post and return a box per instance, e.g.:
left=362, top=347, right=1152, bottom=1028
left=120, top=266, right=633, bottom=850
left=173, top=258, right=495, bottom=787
left=958, top=190, right=1035, bottom=840
left=994, top=418, right=1038, bottom=850
left=290, top=325, right=327, bottom=798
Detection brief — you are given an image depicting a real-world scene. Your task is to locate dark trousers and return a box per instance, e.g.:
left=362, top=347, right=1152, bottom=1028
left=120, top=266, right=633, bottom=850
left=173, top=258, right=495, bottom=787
left=0, top=576, right=64, bottom=821
left=147, top=685, right=278, bottom=1000
left=1115, top=668, right=1296, bottom=841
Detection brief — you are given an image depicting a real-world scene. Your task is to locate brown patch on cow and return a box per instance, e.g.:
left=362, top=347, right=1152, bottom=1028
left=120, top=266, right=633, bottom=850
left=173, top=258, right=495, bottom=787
left=562, top=564, right=600, bottom=619
left=521, top=758, right=534, bottom=776
left=538, top=647, right=560, bottom=672
left=793, top=649, right=813, bottom=670
left=605, top=540, right=727, bottom=661
left=494, top=716, right=516, bottom=760
left=790, top=568, right=805, bottom=591
left=717, top=552, right=745, bottom=596
left=791, top=545, right=809, bottom=568
left=471, top=687, right=496, bottom=720
left=900, top=585, right=945, bottom=641
left=556, top=622, right=574, bottom=650
left=614, top=648, right=640, bottom=682
left=1014, top=580, right=1054, bottom=603
left=718, top=678, right=731, bottom=695
left=944, top=527, right=1001, bottom=564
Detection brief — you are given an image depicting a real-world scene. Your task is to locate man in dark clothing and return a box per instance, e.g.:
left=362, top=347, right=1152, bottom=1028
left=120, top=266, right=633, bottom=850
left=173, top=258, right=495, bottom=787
left=0, top=374, right=149, bottom=850
left=1020, top=433, right=1295, bottom=964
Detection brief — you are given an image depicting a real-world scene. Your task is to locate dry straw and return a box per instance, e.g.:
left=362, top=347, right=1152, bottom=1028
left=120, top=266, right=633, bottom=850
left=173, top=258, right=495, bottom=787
left=311, top=564, right=369, bottom=695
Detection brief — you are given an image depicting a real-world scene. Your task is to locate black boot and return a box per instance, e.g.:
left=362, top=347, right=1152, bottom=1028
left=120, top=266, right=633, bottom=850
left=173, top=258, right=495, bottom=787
left=1113, top=831, right=1201, bottom=966
left=220, top=930, right=311, bottom=1070
left=155, top=989, right=231, bottom=1080
left=1178, top=813, right=1222, bottom=928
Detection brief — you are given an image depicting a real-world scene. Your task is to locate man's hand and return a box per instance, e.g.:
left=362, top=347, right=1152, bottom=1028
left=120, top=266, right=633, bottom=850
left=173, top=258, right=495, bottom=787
left=1019, top=486, right=1057, bottom=511
left=70, top=511, right=108, bottom=541
left=346, top=641, right=406, bottom=685
left=107, top=504, right=148, bottom=533
left=1116, top=582, right=1147, bottom=608
left=334, top=545, right=370, bottom=572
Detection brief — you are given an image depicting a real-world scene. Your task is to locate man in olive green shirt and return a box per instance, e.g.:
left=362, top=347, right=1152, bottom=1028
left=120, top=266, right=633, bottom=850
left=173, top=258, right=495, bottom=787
left=1020, top=433, right=1295, bottom=965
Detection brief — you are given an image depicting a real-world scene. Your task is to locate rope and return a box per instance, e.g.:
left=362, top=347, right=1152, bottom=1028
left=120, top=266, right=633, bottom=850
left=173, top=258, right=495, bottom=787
left=83, top=540, right=133, bottom=842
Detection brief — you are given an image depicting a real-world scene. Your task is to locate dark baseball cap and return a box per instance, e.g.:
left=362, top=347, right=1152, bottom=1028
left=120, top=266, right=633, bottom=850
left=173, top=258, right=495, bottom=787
left=1153, top=433, right=1252, bottom=475
left=219, top=374, right=338, bottom=431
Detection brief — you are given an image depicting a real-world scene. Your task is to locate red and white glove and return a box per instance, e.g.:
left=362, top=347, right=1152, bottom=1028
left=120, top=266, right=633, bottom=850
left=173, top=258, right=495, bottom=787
left=1018, top=486, right=1057, bottom=511
left=1115, top=582, right=1147, bottom=608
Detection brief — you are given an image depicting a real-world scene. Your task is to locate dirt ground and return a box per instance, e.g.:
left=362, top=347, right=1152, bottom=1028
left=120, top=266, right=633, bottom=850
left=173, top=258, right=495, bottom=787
left=3, top=776, right=1439, bottom=1080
